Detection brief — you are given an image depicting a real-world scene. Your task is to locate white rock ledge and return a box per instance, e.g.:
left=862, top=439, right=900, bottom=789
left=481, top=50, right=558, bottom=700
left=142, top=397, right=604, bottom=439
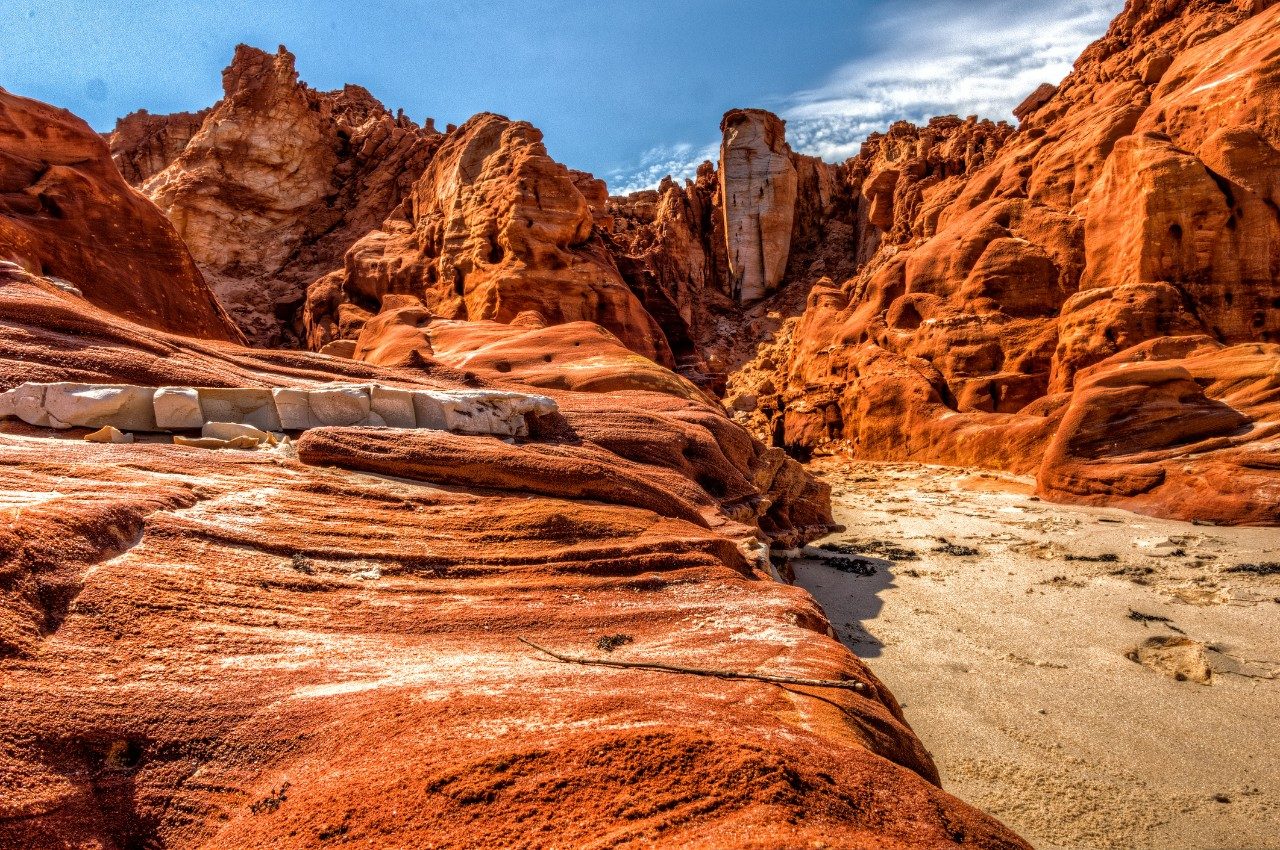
left=0, top=383, right=557, bottom=438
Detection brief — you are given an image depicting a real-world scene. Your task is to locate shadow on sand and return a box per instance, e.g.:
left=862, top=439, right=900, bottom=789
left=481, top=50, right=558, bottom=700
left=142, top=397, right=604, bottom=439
left=788, top=548, right=896, bottom=659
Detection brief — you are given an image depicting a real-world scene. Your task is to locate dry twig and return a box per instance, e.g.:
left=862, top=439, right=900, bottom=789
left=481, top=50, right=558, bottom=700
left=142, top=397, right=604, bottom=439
left=518, top=636, right=866, bottom=692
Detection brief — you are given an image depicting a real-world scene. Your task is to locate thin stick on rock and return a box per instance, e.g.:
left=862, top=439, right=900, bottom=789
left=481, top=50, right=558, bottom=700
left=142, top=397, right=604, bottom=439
left=518, top=636, right=866, bottom=692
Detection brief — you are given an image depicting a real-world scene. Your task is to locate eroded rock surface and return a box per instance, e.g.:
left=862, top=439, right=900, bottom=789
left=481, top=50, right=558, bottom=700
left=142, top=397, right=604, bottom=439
left=302, top=112, right=671, bottom=365
left=754, top=0, right=1280, bottom=526
left=0, top=254, right=1028, bottom=850
left=114, top=45, right=442, bottom=345
left=0, top=91, right=240, bottom=341
left=720, top=109, right=799, bottom=303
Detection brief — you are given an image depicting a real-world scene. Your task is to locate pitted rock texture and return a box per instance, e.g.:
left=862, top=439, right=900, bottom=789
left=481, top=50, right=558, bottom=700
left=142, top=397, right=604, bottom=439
left=0, top=258, right=1029, bottom=850
left=0, top=91, right=240, bottom=342
left=115, top=45, right=442, bottom=346
left=754, top=0, right=1280, bottom=526
left=302, top=112, right=672, bottom=365
left=351, top=306, right=710, bottom=401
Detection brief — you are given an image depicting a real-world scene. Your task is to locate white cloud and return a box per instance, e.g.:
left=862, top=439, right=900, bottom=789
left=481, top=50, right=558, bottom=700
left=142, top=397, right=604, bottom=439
left=605, top=140, right=719, bottom=196
left=782, top=0, right=1122, bottom=161
left=607, top=0, right=1121, bottom=193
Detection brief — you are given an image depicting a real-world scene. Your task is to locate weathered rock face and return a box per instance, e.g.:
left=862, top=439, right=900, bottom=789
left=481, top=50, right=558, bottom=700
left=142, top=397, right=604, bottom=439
left=108, top=107, right=209, bottom=184
left=114, top=45, right=441, bottom=346
left=0, top=91, right=240, bottom=342
left=1038, top=337, right=1280, bottom=524
left=351, top=307, right=710, bottom=401
left=302, top=112, right=673, bottom=366
left=606, top=115, right=855, bottom=395
left=761, top=0, right=1280, bottom=525
left=0, top=261, right=1029, bottom=850
left=720, top=109, right=799, bottom=302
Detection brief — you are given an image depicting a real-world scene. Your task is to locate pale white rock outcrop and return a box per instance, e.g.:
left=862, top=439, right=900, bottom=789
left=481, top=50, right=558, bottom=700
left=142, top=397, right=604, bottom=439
left=369, top=386, right=417, bottom=428
left=719, top=109, right=798, bottom=303
left=2, top=383, right=157, bottom=431
left=0, top=382, right=558, bottom=439
left=412, top=390, right=558, bottom=437
left=196, top=388, right=282, bottom=432
left=154, top=387, right=205, bottom=430
left=273, top=386, right=371, bottom=429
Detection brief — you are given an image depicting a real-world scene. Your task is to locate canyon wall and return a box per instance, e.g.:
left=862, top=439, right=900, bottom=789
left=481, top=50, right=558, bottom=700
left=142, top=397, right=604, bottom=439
left=761, top=0, right=1280, bottom=523
left=0, top=186, right=1024, bottom=849
left=115, top=45, right=442, bottom=345
left=102, top=0, right=1280, bottom=528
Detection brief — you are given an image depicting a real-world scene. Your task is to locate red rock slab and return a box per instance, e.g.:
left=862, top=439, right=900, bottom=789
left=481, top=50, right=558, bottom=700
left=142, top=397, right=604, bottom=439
left=0, top=434, right=1030, bottom=850
left=296, top=426, right=717, bottom=530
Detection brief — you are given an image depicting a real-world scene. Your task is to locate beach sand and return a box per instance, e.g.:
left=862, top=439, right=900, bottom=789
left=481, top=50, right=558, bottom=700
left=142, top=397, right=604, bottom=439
left=795, top=459, right=1280, bottom=850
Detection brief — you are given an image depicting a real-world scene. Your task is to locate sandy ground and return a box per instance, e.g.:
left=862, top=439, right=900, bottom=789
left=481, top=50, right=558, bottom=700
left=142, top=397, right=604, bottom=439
left=793, top=459, right=1280, bottom=850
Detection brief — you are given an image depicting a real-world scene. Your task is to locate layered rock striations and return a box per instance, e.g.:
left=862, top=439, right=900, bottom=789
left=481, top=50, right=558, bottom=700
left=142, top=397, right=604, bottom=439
left=0, top=255, right=1027, bottom=849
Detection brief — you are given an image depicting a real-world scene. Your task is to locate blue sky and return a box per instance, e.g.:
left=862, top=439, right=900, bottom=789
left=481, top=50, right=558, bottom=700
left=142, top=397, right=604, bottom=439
left=1, top=0, right=1122, bottom=193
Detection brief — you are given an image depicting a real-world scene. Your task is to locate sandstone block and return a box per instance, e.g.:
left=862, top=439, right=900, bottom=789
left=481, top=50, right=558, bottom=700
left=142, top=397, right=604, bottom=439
left=273, top=386, right=370, bottom=429
left=5, top=383, right=158, bottom=431
left=196, top=388, right=282, bottom=431
left=154, top=387, right=204, bottom=429
left=307, top=386, right=371, bottom=426
left=370, top=385, right=417, bottom=428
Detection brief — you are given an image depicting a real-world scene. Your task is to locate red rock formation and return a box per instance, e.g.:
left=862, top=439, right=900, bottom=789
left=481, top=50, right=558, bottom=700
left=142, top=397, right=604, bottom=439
left=606, top=116, right=856, bottom=394
left=0, top=89, right=240, bottom=342
left=0, top=260, right=1028, bottom=850
left=302, top=112, right=672, bottom=365
left=1038, top=338, right=1280, bottom=524
left=765, top=0, right=1280, bottom=525
left=351, top=306, right=709, bottom=401
left=114, top=45, right=441, bottom=345
left=108, top=107, right=209, bottom=184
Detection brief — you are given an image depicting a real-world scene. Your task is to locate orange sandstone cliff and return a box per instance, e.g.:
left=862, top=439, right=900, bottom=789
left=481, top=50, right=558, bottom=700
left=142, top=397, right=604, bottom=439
left=608, top=0, right=1280, bottom=526
left=0, top=78, right=1026, bottom=847
left=764, top=0, right=1280, bottom=524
